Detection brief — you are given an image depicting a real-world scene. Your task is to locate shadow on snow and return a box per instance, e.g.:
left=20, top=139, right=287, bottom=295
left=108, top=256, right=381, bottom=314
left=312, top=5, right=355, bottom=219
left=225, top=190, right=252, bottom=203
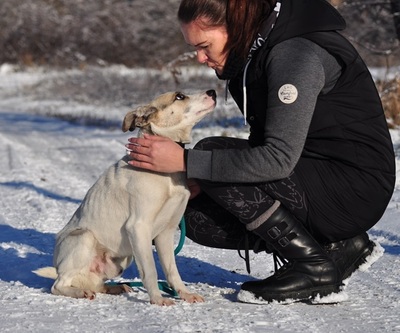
left=0, top=181, right=81, bottom=204
left=0, top=224, right=251, bottom=294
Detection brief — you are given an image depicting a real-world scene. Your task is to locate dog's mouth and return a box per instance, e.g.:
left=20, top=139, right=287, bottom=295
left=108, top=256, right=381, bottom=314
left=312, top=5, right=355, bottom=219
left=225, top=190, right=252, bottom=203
left=194, top=105, right=215, bottom=118
left=196, top=98, right=217, bottom=115
left=196, top=105, right=214, bottom=115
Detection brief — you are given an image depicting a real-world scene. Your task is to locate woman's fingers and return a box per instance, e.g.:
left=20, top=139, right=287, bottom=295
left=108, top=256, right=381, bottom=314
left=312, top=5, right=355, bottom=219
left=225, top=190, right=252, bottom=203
left=125, top=134, right=185, bottom=173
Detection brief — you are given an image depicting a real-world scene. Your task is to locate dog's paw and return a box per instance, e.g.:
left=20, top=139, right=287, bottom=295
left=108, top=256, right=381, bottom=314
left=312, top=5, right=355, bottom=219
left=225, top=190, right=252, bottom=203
left=104, top=284, right=133, bottom=295
left=83, top=290, right=96, bottom=300
left=121, top=284, right=133, bottom=293
left=179, top=291, right=205, bottom=304
left=150, top=296, right=176, bottom=306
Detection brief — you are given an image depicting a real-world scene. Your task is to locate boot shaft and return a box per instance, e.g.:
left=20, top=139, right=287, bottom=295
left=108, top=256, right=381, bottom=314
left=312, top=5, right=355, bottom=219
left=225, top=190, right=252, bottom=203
left=250, top=205, right=332, bottom=264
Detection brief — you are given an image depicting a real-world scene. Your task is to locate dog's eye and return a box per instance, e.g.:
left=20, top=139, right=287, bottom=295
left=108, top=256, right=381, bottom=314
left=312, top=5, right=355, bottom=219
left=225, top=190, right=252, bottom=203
left=175, top=93, right=186, bottom=101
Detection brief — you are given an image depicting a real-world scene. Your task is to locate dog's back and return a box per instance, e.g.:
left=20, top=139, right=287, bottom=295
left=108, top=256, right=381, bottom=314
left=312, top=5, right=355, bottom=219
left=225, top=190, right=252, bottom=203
left=56, top=156, right=189, bottom=256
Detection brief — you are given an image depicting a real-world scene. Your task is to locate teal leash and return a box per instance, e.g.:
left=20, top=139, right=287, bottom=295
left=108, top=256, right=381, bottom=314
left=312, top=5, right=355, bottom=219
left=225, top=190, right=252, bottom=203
left=174, top=215, right=186, bottom=256
left=106, top=217, right=186, bottom=297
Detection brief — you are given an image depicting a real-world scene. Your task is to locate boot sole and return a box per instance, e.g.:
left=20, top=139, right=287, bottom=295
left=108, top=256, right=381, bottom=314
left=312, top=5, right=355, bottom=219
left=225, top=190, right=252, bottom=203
left=237, top=284, right=342, bottom=304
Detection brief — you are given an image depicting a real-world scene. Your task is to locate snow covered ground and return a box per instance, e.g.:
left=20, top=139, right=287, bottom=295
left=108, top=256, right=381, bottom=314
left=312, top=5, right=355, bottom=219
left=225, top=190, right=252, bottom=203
left=0, top=64, right=399, bottom=332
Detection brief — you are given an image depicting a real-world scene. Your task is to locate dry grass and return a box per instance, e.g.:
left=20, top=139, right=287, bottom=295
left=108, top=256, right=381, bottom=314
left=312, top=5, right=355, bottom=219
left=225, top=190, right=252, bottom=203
left=1, top=0, right=399, bottom=130
left=1, top=0, right=398, bottom=69
left=378, top=77, right=400, bottom=128
left=0, top=0, right=184, bottom=68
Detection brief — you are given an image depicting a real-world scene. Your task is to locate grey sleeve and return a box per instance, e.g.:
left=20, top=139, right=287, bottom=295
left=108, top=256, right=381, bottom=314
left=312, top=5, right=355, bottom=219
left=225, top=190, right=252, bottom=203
left=186, top=38, right=341, bottom=183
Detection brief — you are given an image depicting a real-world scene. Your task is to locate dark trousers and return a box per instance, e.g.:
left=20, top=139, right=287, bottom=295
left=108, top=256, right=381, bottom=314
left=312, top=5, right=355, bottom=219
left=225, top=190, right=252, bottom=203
left=184, top=137, right=309, bottom=250
left=184, top=136, right=376, bottom=250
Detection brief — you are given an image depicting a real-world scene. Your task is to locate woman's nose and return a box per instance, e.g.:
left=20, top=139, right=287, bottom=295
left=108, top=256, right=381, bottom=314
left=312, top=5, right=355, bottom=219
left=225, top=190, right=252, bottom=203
left=196, top=50, right=207, bottom=64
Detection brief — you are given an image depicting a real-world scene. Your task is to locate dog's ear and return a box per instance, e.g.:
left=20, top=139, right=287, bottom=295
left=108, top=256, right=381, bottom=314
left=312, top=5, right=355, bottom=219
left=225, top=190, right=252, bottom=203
left=122, top=105, right=158, bottom=132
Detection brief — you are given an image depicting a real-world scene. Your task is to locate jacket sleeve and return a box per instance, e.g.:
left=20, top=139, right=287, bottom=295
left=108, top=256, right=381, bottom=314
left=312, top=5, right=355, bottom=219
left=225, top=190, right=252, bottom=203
left=186, top=38, right=338, bottom=183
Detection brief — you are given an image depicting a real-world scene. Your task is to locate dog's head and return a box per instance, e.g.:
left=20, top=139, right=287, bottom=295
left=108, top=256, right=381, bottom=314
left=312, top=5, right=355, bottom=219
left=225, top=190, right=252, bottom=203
left=122, top=90, right=216, bottom=143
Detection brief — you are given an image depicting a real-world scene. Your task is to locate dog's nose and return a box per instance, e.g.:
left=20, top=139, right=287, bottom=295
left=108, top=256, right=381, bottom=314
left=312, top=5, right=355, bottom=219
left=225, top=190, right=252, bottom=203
left=206, top=89, right=217, bottom=101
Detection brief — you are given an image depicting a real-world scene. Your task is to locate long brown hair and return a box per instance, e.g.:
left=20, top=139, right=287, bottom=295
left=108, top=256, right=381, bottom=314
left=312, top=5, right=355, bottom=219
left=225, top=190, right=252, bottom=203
left=178, top=0, right=277, bottom=61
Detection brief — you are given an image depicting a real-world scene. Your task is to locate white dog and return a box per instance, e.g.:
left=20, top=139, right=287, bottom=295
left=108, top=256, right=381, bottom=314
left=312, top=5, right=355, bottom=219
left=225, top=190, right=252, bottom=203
left=34, top=90, right=216, bottom=305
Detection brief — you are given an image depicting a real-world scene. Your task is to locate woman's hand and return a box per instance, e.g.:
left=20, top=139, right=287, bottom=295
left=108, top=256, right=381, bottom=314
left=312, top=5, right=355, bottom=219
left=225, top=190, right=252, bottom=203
left=125, top=134, right=186, bottom=173
left=187, top=178, right=202, bottom=199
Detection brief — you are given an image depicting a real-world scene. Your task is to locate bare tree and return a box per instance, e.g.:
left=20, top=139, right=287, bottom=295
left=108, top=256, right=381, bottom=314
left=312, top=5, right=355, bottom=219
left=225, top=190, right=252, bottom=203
left=391, top=0, right=400, bottom=40
left=333, top=0, right=400, bottom=66
left=0, top=0, right=399, bottom=68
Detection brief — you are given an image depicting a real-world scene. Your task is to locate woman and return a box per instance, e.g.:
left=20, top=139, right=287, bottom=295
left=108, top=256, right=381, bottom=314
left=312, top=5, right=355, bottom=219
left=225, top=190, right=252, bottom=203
left=126, top=0, right=395, bottom=303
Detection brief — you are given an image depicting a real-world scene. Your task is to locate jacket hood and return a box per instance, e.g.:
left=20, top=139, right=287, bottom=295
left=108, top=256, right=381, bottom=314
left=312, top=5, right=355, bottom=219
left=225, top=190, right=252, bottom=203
left=226, top=0, right=346, bottom=124
left=220, top=0, right=345, bottom=81
left=267, top=0, right=346, bottom=47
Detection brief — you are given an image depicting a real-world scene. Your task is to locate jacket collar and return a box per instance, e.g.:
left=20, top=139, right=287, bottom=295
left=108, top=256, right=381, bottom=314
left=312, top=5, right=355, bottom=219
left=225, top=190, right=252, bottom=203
left=217, top=1, right=280, bottom=81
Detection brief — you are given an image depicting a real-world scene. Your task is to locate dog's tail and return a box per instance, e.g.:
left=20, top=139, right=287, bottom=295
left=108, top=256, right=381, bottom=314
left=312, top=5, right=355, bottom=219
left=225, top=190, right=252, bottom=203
left=33, top=266, right=58, bottom=280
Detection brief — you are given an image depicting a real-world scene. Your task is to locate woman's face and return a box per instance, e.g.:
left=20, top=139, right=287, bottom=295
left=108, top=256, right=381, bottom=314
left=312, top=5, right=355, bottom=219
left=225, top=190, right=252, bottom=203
left=180, top=18, right=228, bottom=75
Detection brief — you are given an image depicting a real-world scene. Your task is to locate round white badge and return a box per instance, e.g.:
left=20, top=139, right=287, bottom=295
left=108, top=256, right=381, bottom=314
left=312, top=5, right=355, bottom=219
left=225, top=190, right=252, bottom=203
left=278, top=84, right=298, bottom=104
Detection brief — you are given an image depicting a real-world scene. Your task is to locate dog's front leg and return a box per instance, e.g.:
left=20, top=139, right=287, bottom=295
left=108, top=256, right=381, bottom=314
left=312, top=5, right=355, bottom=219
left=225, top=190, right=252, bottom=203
left=127, top=224, right=175, bottom=306
left=154, top=229, right=204, bottom=304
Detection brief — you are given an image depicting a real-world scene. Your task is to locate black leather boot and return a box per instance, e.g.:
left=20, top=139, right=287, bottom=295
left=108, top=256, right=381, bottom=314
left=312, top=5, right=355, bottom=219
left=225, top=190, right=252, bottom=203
left=239, top=205, right=341, bottom=303
left=324, top=233, right=376, bottom=281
